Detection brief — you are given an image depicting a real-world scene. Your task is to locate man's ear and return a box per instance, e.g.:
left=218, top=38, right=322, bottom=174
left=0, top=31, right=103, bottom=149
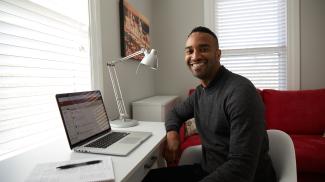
left=216, top=49, right=221, bottom=60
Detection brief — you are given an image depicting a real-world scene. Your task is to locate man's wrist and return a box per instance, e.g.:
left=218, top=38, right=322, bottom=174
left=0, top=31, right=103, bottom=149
left=166, top=128, right=177, bottom=133
left=166, top=124, right=179, bottom=133
left=166, top=130, right=180, bottom=141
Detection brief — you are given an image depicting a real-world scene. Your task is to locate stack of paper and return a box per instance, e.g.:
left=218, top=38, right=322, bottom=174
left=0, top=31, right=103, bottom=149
left=26, top=157, right=114, bottom=182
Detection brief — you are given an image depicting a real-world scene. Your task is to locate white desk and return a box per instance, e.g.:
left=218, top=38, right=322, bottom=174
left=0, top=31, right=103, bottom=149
left=0, top=121, right=166, bottom=182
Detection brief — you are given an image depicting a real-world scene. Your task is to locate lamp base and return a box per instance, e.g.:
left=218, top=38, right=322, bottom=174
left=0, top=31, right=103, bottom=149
left=110, top=119, right=139, bottom=128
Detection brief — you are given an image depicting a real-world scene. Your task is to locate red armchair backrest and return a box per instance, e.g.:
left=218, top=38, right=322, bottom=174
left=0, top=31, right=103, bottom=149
left=262, top=89, right=325, bottom=135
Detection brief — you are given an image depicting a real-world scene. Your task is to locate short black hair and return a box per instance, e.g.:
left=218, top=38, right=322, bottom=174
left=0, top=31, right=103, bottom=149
left=188, top=26, right=219, bottom=47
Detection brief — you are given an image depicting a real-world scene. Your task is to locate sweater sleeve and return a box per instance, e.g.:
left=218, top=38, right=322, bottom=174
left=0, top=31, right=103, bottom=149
left=201, top=84, right=266, bottom=182
left=165, top=91, right=195, bottom=132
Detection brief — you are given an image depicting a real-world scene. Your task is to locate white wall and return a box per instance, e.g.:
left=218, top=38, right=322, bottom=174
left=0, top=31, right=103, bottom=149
left=151, top=0, right=204, bottom=100
left=100, top=0, right=156, bottom=120
left=300, top=0, right=325, bottom=89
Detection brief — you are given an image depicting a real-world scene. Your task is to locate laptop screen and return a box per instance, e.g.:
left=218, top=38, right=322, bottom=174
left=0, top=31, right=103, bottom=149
left=56, top=90, right=110, bottom=146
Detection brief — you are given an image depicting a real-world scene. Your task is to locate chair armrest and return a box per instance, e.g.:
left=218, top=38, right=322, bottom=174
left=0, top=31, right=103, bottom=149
left=267, top=129, right=297, bottom=182
left=178, top=145, right=202, bottom=166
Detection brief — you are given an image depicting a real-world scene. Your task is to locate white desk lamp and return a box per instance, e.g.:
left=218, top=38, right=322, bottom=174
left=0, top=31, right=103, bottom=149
left=107, top=48, right=158, bottom=128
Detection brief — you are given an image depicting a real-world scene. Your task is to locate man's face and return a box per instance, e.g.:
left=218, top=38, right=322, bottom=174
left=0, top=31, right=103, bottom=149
left=185, top=32, right=221, bottom=82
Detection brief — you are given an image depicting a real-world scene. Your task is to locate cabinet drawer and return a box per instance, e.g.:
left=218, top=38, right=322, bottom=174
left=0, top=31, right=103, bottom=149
left=123, top=147, right=166, bottom=182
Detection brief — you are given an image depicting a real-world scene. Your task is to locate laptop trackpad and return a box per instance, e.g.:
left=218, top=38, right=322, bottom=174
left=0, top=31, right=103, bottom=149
left=120, top=137, right=141, bottom=144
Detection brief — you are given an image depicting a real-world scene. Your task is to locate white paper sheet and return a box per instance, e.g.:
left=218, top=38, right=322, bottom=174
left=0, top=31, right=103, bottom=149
left=26, top=157, right=114, bottom=182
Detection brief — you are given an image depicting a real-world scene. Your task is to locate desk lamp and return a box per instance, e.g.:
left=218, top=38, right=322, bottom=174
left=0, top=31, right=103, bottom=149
left=107, top=48, right=158, bottom=128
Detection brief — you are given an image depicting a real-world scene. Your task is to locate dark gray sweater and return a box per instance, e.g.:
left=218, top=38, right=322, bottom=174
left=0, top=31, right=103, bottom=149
left=165, top=66, right=275, bottom=182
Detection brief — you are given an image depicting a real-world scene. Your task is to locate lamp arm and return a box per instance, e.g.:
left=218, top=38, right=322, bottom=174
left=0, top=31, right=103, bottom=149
left=107, top=62, right=128, bottom=121
left=112, top=48, right=146, bottom=64
left=106, top=48, right=155, bottom=123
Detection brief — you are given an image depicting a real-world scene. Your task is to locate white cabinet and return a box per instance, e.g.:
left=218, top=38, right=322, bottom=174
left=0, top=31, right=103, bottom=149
left=132, top=96, right=180, bottom=122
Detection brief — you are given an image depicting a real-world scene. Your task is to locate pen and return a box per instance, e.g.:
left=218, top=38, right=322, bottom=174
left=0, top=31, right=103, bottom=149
left=56, top=160, right=102, bottom=169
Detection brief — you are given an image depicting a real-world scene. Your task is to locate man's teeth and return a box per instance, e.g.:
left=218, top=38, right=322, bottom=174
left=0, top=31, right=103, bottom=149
left=191, top=62, right=204, bottom=68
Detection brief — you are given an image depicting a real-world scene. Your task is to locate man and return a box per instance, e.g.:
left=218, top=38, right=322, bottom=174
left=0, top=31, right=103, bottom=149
left=143, top=26, right=276, bottom=182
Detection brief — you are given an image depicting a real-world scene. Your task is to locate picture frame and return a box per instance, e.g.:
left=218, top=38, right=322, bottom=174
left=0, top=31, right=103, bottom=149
left=119, top=0, right=150, bottom=61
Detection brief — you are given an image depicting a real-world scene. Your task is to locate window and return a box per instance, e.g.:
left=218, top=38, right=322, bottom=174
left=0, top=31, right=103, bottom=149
left=205, top=0, right=300, bottom=90
left=0, top=0, right=99, bottom=160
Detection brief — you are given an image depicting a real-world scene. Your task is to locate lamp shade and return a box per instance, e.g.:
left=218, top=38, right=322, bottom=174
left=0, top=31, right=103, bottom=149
left=140, top=49, right=158, bottom=70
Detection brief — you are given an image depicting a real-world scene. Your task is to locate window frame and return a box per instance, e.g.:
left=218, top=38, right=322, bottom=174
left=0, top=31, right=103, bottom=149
left=204, top=0, right=300, bottom=90
left=89, top=0, right=104, bottom=92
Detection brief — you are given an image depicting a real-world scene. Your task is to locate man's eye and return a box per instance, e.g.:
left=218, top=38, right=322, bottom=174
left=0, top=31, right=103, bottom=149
left=200, top=47, right=209, bottom=52
left=185, top=49, right=193, bottom=54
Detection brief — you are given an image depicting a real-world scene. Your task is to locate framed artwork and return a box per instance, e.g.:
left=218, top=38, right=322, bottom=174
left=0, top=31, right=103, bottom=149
left=119, top=0, right=150, bottom=61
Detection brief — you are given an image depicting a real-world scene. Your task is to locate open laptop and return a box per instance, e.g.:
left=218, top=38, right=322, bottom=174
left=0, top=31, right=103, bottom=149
left=56, top=90, right=152, bottom=156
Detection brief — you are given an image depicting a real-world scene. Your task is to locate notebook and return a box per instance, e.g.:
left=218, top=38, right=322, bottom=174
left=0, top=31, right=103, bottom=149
left=26, top=157, right=114, bottom=182
left=56, top=90, right=152, bottom=156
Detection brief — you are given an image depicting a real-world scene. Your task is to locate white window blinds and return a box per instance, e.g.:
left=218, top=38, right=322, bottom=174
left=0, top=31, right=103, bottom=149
left=0, top=0, right=91, bottom=160
left=213, top=0, right=287, bottom=89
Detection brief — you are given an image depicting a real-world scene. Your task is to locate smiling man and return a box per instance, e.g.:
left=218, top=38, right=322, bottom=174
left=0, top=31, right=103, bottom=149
left=143, top=26, right=276, bottom=182
left=184, top=28, right=221, bottom=86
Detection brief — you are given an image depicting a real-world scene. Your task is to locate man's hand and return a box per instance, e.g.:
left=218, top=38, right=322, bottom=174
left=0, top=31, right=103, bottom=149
left=163, top=131, right=181, bottom=163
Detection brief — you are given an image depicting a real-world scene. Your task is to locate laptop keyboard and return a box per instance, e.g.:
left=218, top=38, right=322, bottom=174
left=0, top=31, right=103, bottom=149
left=85, top=132, right=130, bottom=148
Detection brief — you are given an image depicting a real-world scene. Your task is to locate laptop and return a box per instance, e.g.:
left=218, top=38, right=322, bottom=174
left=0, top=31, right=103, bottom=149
left=56, top=90, right=152, bottom=156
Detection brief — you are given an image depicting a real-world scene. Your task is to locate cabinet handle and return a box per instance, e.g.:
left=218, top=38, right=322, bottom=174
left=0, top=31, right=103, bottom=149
left=144, top=156, right=158, bottom=169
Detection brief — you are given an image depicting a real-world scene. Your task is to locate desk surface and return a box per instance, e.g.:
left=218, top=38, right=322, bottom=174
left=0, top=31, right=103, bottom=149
left=0, top=121, right=166, bottom=182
